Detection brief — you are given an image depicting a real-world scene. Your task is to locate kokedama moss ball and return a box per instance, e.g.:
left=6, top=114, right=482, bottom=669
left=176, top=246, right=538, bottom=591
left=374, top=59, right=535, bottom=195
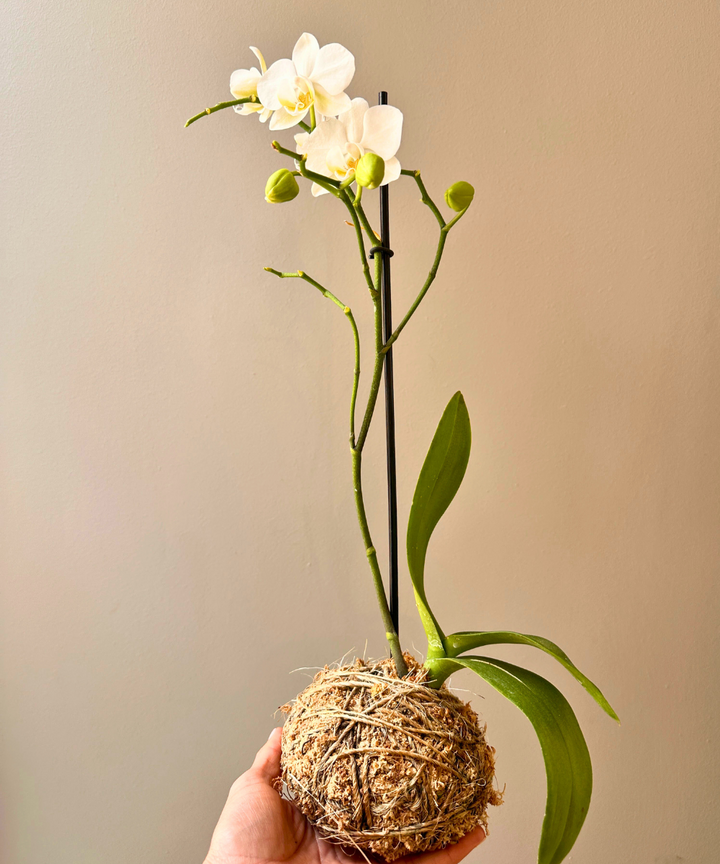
left=279, top=654, right=502, bottom=861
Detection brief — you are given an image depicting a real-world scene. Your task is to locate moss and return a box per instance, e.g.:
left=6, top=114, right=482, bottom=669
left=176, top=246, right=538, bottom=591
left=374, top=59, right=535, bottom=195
left=279, top=654, right=502, bottom=861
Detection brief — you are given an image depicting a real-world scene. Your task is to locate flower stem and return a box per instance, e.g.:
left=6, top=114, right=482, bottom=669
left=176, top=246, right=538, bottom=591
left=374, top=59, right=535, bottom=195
left=354, top=198, right=380, bottom=246
left=351, top=446, right=408, bottom=677
left=185, top=97, right=257, bottom=127
left=266, top=262, right=405, bottom=675
left=381, top=229, right=447, bottom=355
left=271, top=143, right=342, bottom=197
left=400, top=169, right=446, bottom=228
left=380, top=180, right=469, bottom=355
left=356, top=255, right=386, bottom=451
left=338, top=189, right=376, bottom=296
left=271, top=140, right=303, bottom=160
left=264, top=268, right=360, bottom=447
left=265, top=169, right=465, bottom=678
left=351, top=254, right=407, bottom=676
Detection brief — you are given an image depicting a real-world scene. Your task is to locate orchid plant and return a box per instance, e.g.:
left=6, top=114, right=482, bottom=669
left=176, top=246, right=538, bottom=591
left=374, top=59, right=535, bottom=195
left=187, top=32, right=618, bottom=864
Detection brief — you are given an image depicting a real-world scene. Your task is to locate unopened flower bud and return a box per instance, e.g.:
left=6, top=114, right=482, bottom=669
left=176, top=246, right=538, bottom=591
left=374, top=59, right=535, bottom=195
left=444, top=181, right=475, bottom=212
left=265, top=169, right=299, bottom=203
left=355, top=153, right=385, bottom=189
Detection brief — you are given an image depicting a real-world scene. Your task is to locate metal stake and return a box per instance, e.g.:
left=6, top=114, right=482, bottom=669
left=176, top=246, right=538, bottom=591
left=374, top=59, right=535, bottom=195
left=378, top=90, right=399, bottom=635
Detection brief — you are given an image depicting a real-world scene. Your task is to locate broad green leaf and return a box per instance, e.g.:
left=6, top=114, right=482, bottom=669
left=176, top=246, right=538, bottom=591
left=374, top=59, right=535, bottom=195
left=407, top=392, right=471, bottom=655
left=426, top=655, right=592, bottom=864
left=445, top=630, right=619, bottom=722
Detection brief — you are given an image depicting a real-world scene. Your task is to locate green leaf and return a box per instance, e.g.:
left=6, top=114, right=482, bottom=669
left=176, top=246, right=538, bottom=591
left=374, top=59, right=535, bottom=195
left=426, top=656, right=592, bottom=864
left=445, top=630, right=619, bottom=722
left=407, top=391, right=471, bottom=656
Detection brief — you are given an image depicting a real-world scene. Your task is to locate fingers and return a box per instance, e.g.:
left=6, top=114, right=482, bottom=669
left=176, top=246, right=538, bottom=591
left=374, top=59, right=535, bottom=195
left=249, top=726, right=283, bottom=782
left=404, top=827, right=486, bottom=864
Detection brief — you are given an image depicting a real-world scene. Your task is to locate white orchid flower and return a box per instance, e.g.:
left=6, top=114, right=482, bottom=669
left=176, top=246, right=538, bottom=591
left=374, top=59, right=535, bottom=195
left=257, top=33, right=355, bottom=131
left=230, top=47, right=272, bottom=122
left=295, top=98, right=403, bottom=196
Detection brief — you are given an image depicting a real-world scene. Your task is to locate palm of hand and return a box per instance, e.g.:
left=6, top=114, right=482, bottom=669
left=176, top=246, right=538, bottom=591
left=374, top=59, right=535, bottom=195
left=205, top=728, right=485, bottom=864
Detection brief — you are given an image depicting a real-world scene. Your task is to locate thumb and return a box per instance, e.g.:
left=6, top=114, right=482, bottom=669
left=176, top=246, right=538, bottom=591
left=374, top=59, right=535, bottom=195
left=404, top=827, right=486, bottom=864
left=250, top=726, right=283, bottom=781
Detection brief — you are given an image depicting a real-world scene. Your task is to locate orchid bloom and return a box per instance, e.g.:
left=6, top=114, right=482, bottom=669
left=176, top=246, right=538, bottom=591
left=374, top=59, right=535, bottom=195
left=230, top=47, right=272, bottom=122
left=295, top=98, right=403, bottom=196
left=257, top=33, right=354, bottom=131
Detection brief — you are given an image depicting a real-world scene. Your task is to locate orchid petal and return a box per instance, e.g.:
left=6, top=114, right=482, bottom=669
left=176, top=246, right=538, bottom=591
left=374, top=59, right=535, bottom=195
left=276, top=77, right=302, bottom=111
left=311, top=43, right=355, bottom=94
left=257, top=58, right=296, bottom=110
left=292, top=32, right=319, bottom=79
left=304, top=148, right=333, bottom=177
left=326, top=144, right=348, bottom=177
left=229, top=67, right=260, bottom=99
left=361, top=105, right=403, bottom=160
left=269, top=106, right=306, bottom=131
left=313, top=85, right=351, bottom=118
left=339, top=98, right=368, bottom=145
left=380, top=156, right=401, bottom=185
left=301, top=117, right=348, bottom=153
left=249, top=46, right=267, bottom=74
left=297, top=117, right=349, bottom=179
left=294, top=131, right=310, bottom=154
left=311, top=182, right=329, bottom=197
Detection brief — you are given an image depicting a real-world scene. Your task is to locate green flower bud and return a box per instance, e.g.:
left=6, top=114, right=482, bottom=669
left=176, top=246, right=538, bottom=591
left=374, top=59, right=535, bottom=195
left=355, top=153, right=385, bottom=189
left=265, top=169, right=299, bottom=203
left=444, top=180, right=475, bottom=212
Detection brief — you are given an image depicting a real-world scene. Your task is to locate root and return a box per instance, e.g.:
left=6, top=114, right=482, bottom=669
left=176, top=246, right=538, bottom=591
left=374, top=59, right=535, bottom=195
left=280, top=653, right=503, bottom=861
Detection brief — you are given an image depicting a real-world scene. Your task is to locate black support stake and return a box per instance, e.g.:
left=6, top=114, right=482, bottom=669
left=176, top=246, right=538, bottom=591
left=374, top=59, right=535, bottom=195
left=378, top=90, right=399, bottom=636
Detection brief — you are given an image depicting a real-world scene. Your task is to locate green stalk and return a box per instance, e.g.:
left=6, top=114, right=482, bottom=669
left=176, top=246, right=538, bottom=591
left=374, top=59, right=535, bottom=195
left=400, top=169, right=446, bottom=228
left=271, top=141, right=343, bottom=199
left=348, top=308, right=360, bottom=447
left=339, top=189, right=377, bottom=296
left=189, top=102, right=468, bottom=682
left=264, top=268, right=360, bottom=447
left=380, top=176, right=469, bottom=355
left=356, top=257, right=386, bottom=451
left=348, top=237, right=407, bottom=675
left=185, top=97, right=257, bottom=127
left=264, top=169, right=468, bottom=679
left=351, top=447, right=407, bottom=676
left=264, top=263, right=405, bottom=673
left=264, top=165, right=398, bottom=670
left=329, top=191, right=406, bottom=673
left=266, top=167, right=473, bottom=680
left=353, top=198, right=380, bottom=246
left=381, top=228, right=447, bottom=355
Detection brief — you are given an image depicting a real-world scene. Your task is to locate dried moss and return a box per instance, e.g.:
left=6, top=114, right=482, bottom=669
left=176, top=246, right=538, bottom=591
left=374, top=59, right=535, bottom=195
left=279, top=653, right=502, bottom=861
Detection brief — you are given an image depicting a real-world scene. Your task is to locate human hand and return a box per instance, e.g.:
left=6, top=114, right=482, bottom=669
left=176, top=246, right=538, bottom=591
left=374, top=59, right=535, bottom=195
left=204, top=727, right=486, bottom=864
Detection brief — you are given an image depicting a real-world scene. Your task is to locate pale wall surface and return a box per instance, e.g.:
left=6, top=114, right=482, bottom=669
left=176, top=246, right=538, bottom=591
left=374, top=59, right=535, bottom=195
left=2, top=1, right=719, bottom=862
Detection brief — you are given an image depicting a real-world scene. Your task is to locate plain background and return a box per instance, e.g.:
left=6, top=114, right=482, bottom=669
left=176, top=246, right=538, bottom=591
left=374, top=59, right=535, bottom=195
left=2, top=1, right=719, bottom=862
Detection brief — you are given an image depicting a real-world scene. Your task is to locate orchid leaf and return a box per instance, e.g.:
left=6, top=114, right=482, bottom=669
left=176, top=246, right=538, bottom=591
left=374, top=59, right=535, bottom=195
left=407, top=392, right=471, bottom=656
left=426, top=655, right=592, bottom=864
left=445, top=630, right=619, bottom=722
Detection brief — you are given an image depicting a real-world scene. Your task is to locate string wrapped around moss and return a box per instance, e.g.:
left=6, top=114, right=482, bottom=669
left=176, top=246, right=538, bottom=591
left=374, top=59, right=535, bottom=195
left=279, top=654, right=502, bottom=861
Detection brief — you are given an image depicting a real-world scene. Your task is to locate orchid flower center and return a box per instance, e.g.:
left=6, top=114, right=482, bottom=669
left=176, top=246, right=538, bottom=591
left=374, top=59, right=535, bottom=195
left=327, top=142, right=365, bottom=180
left=278, top=76, right=315, bottom=117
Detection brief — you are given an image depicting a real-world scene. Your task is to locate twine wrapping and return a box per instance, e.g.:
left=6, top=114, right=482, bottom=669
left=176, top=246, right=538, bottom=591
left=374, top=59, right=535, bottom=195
left=279, top=654, right=502, bottom=861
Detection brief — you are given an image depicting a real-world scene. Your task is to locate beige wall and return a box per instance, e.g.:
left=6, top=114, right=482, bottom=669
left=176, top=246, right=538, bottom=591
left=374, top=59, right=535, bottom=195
left=2, top=1, right=719, bottom=862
